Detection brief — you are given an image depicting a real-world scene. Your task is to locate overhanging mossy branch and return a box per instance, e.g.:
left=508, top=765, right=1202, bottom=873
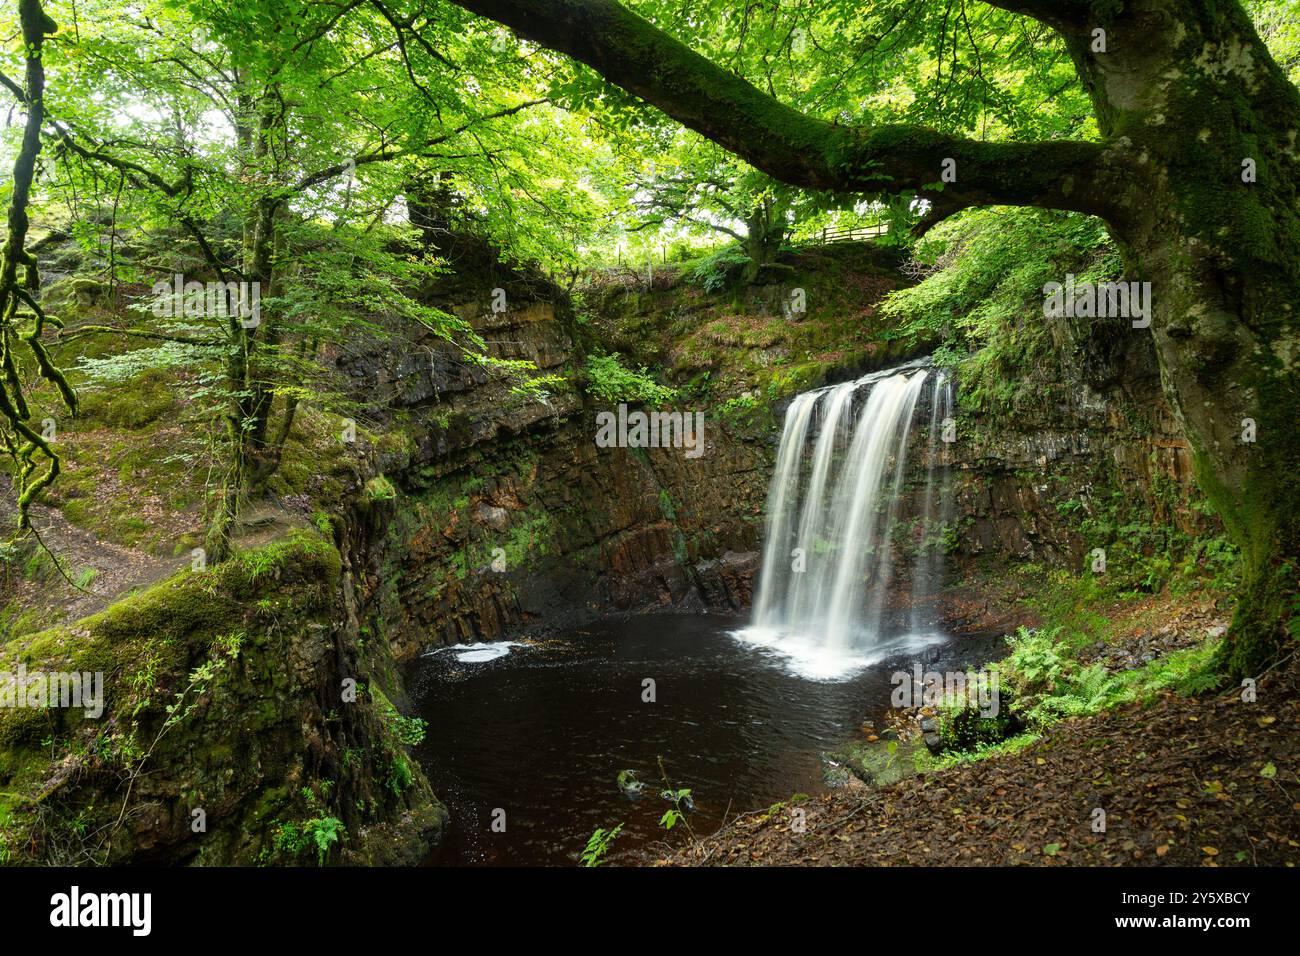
left=977, top=0, right=1096, bottom=32
left=447, top=0, right=1109, bottom=219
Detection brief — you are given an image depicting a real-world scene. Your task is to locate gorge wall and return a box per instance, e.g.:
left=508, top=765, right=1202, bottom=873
left=347, top=239, right=1218, bottom=660
left=340, top=257, right=771, bottom=662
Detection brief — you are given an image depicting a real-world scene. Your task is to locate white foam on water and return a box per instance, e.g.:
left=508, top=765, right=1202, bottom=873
left=731, top=626, right=948, bottom=681
left=424, top=641, right=525, bottom=663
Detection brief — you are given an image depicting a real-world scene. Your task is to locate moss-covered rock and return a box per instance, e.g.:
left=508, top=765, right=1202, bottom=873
left=0, top=530, right=445, bottom=866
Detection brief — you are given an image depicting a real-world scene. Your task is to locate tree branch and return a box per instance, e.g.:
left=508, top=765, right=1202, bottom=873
left=48, top=120, right=239, bottom=282
left=976, top=1, right=1095, bottom=33
left=288, top=98, right=546, bottom=195
left=60, top=325, right=225, bottom=347
left=0, top=69, right=26, bottom=103
left=49, top=119, right=192, bottom=197
left=446, top=0, right=1109, bottom=220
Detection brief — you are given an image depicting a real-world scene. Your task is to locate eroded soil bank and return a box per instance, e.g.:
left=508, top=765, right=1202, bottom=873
left=663, top=655, right=1298, bottom=867
left=660, top=592, right=1296, bottom=868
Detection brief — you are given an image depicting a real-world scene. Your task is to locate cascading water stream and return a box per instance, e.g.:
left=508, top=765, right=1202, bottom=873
left=750, top=391, right=817, bottom=625
left=910, top=371, right=954, bottom=632
left=738, top=360, right=953, bottom=679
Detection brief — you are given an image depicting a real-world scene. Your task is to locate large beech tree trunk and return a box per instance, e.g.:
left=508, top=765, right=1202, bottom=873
left=449, top=0, right=1299, bottom=676
left=1074, top=0, right=1300, bottom=676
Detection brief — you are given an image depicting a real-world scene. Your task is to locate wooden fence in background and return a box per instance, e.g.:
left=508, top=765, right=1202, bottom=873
left=812, top=223, right=889, bottom=243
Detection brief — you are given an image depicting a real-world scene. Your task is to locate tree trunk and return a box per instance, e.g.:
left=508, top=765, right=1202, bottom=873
left=206, top=165, right=281, bottom=563
left=1069, top=0, right=1300, bottom=676
left=741, top=198, right=786, bottom=282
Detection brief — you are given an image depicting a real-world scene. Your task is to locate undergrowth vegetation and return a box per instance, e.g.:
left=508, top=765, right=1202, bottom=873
left=919, top=566, right=1230, bottom=772
left=882, top=207, right=1123, bottom=418
left=584, top=353, right=680, bottom=405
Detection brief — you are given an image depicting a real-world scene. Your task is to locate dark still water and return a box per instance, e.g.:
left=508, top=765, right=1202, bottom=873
left=407, top=613, right=995, bottom=866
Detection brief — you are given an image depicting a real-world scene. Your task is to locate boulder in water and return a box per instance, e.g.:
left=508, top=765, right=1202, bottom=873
left=616, top=769, right=644, bottom=796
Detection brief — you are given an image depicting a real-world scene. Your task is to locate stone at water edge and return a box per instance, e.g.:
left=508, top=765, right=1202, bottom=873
left=617, top=769, right=645, bottom=795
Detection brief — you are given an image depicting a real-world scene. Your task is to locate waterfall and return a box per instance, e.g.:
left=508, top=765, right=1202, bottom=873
left=738, top=360, right=952, bottom=678
left=910, top=371, right=954, bottom=632
left=751, top=391, right=818, bottom=625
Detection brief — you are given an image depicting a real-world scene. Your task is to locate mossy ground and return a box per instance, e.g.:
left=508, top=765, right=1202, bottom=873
left=0, top=288, right=380, bottom=643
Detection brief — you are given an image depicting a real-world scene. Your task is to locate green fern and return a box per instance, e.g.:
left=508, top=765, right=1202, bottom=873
left=580, top=824, right=623, bottom=867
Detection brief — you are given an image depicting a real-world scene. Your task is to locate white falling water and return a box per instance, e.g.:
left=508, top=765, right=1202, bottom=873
left=910, top=371, right=954, bottom=632
left=737, top=361, right=952, bottom=679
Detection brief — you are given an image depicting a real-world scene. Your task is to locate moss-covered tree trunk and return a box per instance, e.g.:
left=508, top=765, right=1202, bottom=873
left=741, top=197, right=788, bottom=283
left=0, top=0, right=76, bottom=529
left=447, top=0, right=1298, bottom=677
left=1069, top=0, right=1300, bottom=676
left=206, top=99, right=284, bottom=563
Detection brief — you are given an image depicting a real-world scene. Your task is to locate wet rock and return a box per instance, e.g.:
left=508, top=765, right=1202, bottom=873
left=694, top=550, right=760, bottom=610
left=617, top=769, right=645, bottom=796
left=923, top=733, right=943, bottom=755
left=476, top=503, right=510, bottom=531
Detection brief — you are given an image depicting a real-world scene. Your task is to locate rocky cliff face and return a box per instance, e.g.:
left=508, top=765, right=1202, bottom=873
left=343, top=239, right=1221, bottom=660
left=338, top=265, right=774, bottom=661
left=944, top=315, right=1211, bottom=576
left=944, top=382, right=1200, bottom=567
